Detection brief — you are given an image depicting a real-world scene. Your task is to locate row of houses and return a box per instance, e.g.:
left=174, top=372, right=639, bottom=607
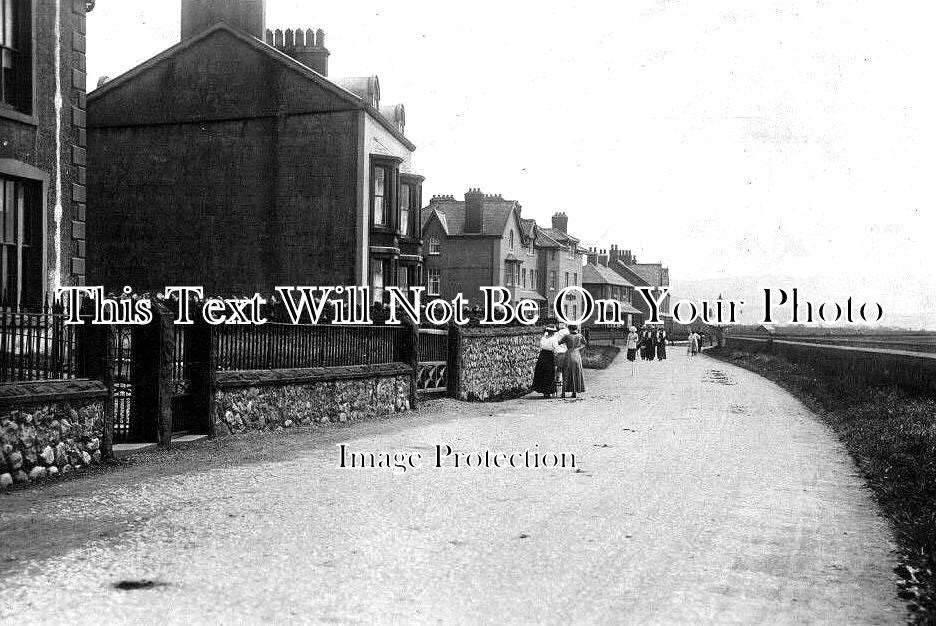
left=0, top=0, right=671, bottom=330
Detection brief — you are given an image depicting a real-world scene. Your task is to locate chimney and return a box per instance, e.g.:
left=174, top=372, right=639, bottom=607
left=587, top=247, right=599, bottom=266
left=266, top=27, right=330, bottom=76
left=465, top=188, right=484, bottom=233
left=551, top=212, right=568, bottom=233
left=622, top=249, right=633, bottom=264
left=608, top=244, right=619, bottom=263
left=598, top=249, right=609, bottom=267
left=182, top=0, right=266, bottom=40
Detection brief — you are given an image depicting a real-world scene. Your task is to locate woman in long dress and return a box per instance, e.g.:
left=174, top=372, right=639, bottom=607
left=559, top=325, right=587, bottom=398
left=688, top=331, right=700, bottom=357
left=656, top=329, right=667, bottom=360
left=531, top=326, right=558, bottom=397
left=625, top=325, right=639, bottom=377
left=553, top=324, right=569, bottom=390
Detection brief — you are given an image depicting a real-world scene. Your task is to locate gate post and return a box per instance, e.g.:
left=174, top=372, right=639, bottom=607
left=76, top=320, right=116, bottom=459
left=131, top=302, right=174, bottom=447
left=188, top=311, right=217, bottom=437
left=401, top=319, right=419, bottom=409
left=447, top=323, right=462, bottom=399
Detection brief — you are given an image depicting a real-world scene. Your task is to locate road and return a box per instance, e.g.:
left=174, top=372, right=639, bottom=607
left=0, top=353, right=906, bottom=624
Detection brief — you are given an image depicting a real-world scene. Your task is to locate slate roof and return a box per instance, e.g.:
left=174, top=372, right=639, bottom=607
left=583, top=264, right=634, bottom=288
left=627, top=263, right=665, bottom=286
left=421, top=196, right=521, bottom=237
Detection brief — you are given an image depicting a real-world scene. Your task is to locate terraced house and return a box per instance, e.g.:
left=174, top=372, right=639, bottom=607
left=0, top=0, right=93, bottom=309
left=582, top=248, right=641, bottom=328
left=87, top=0, right=424, bottom=299
left=535, top=212, right=587, bottom=320
left=420, top=189, right=544, bottom=309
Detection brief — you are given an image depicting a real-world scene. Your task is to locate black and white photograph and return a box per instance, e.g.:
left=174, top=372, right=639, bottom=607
left=1, top=0, right=935, bottom=623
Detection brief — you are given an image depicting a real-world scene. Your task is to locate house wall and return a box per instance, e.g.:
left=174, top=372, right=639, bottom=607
left=539, top=248, right=585, bottom=320
left=422, top=227, right=496, bottom=305
left=0, top=0, right=89, bottom=302
left=88, top=110, right=359, bottom=293
left=88, top=28, right=364, bottom=293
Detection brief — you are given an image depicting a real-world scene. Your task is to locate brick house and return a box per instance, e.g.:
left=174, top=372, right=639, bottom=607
left=87, top=0, right=424, bottom=299
left=535, top=212, right=587, bottom=321
left=582, top=248, right=640, bottom=328
left=420, top=189, right=544, bottom=309
left=0, top=0, right=92, bottom=309
left=606, top=245, right=672, bottom=331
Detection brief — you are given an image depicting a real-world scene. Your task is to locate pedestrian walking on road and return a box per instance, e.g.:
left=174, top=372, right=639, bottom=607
left=656, top=329, right=667, bottom=360
left=559, top=324, right=587, bottom=398
left=532, top=326, right=558, bottom=398
left=625, top=325, right=639, bottom=377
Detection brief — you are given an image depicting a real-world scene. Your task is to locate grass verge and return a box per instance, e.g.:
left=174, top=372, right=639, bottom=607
left=582, top=345, right=621, bottom=369
left=708, top=347, right=936, bottom=623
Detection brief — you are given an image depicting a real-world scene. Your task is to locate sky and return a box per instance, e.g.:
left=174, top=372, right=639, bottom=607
left=86, top=1, right=936, bottom=327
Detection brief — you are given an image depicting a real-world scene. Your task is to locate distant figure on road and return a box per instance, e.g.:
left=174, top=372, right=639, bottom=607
left=625, top=325, right=639, bottom=377
left=641, top=329, right=656, bottom=361
left=559, top=324, right=587, bottom=399
left=532, top=326, right=558, bottom=398
left=688, top=331, right=700, bottom=357
left=656, top=329, right=667, bottom=360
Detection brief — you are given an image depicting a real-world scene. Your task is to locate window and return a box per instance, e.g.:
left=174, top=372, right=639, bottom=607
left=527, top=240, right=534, bottom=256
left=549, top=271, right=557, bottom=290
left=565, top=272, right=569, bottom=288
left=427, top=269, right=440, bottom=296
left=370, top=160, right=398, bottom=227
left=522, top=268, right=526, bottom=289
left=1, top=0, right=30, bottom=114
left=1, top=175, right=40, bottom=308
left=428, top=237, right=441, bottom=255
left=397, top=266, right=409, bottom=291
left=509, top=230, right=514, bottom=249
left=574, top=272, right=578, bottom=285
left=399, top=183, right=410, bottom=236
left=370, top=259, right=385, bottom=303
left=567, top=245, right=575, bottom=260
left=372, top=165, right=387, bottom=225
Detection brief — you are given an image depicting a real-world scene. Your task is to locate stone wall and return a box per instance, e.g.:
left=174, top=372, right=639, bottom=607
left=453, top=326, right=542, bottom=401
left=0, top=380, right=107, bottom=489
left=214, top=364, right=413, bottom=435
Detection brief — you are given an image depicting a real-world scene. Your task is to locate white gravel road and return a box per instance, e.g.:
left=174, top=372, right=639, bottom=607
left=0, top=353, right=906, bottom=624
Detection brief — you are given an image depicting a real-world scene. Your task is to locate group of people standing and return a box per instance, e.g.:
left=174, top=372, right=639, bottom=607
left=625, top=327, right=668, bottom=362
left=531, top=324, right=588, bottom=399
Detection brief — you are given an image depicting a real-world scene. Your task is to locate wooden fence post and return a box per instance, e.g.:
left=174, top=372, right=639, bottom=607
left=188, top=311, right=217, bottom=437
left=131, top=302, right=174, bottom=447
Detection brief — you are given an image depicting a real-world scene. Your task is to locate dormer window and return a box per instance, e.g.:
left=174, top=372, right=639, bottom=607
left=509, top=230, right=514, bottom=249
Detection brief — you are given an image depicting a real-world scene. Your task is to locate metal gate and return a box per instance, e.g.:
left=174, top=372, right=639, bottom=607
left=170, top=324, right=203, bottom=435
left=112, top=325, right=137, bottom=443
left=417, top=328, right=448, bottom=393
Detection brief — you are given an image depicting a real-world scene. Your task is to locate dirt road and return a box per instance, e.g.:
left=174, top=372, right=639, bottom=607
left=0, top=353, right=905, bottom=624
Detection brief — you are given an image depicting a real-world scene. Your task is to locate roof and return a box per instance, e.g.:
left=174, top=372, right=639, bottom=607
left=582, top=264, right=634, bottom=288
left=627, top=263, right=666, bottom=286
left=607, top=259, right=649, bottom=286
left=420, top=196, right=521, bottom=237
left=515, top=289, right=547, bottom=302
left=519, top=218, right=537, bottom=240
left=89, top=23, right=415, bottom=151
